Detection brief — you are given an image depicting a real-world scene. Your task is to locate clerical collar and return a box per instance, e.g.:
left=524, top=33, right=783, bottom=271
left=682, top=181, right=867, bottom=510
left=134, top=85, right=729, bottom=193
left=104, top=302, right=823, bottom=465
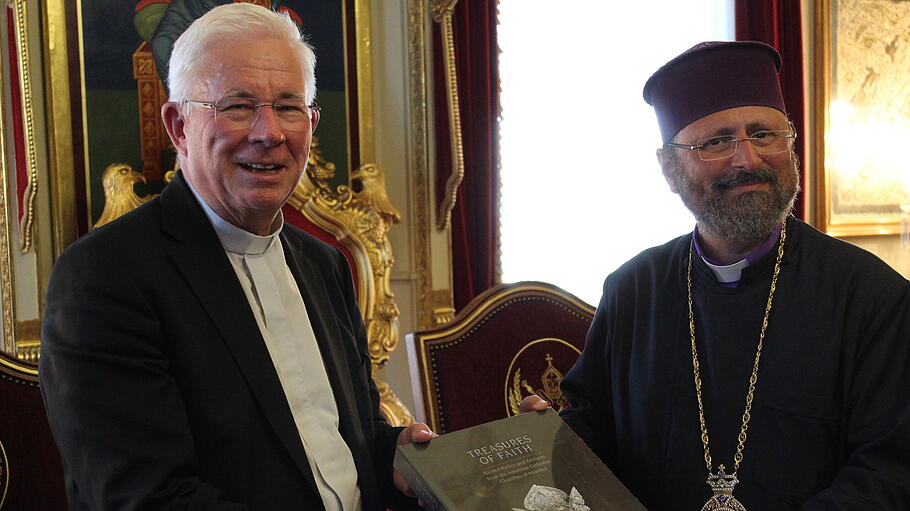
left=185, top=177, right=284, bottom=255
left=693, top=223, right=783, bottom=286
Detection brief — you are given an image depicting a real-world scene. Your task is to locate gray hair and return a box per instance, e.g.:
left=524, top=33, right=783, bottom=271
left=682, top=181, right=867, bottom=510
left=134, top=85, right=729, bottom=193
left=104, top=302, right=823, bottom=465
left=167, top=3, right=316, bottom=105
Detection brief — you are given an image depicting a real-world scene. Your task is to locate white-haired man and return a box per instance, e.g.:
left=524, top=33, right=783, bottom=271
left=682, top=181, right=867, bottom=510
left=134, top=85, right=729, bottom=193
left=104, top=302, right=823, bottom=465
left=40, top=4, right=430, bottom=510
left=523, top=41, right=910, bottom=510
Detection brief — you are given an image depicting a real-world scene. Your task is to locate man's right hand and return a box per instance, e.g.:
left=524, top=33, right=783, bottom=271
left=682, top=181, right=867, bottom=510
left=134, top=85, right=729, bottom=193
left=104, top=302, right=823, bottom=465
left=519, top=394, right=549, bottom=414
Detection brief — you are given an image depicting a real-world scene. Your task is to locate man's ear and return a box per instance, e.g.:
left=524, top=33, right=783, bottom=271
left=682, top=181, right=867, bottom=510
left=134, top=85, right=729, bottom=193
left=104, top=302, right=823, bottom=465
left=161, top=102, right=188, bottom=157
left=310, top=106, right=320, bottom=133
left=657, top=147, right=680, bottom=194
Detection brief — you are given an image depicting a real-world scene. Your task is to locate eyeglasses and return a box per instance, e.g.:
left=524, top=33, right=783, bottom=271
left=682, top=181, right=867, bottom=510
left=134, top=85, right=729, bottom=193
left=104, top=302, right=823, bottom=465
left=666, top=123, right=796, bottom=161
left=182, top=97, right=319, bottom=132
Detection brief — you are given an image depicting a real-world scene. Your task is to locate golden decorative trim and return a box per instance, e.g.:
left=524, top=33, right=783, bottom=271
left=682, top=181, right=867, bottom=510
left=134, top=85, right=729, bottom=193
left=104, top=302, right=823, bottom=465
left=430, top=0, right=464, bottom=231
left=429, top=0, right=458, bottom=20
left=431, top=305, right=455, bottom=325
left=288, top=152, right=402, bottom=366
left=419, top=284, right=594, bottom=343
left=15, top=320, right=39, bottom=342
left=376, top=379, right=415, bottom=427
left=504, top=339, right=580, bottom=415
left=813, top=0, right=832, bottom=234
left=408, top=0, right=454, bottom=329
left=93, top=163, right=152, bottom=229
left=354, top=0, right=375, bottom=164
left=42, top=0, right=79, bottom=257
left=0, top=59, right=15, bottom=354
left=76, top=0, right=93, bottom=233
left=286, top=141, right=411, bottom=424
left=0, top=351, right=37, bottom=378
left=0, top=439, right=8, bottom=510
left=10, top=0, right=39, bottom=253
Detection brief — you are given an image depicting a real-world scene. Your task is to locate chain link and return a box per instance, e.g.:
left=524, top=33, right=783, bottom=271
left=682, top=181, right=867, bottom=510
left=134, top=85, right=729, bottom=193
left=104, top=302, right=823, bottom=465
left=687, top=223, right=787, bottom=474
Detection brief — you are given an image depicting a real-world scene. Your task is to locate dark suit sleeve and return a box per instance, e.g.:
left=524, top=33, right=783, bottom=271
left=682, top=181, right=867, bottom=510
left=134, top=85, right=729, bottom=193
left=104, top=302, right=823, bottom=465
left=328, top=248, right=420, bottom=511
left=39, top=240, right=248, bottom=510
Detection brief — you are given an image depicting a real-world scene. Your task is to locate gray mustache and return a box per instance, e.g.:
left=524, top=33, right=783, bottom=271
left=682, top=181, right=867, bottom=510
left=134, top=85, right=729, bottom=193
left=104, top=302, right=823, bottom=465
left=713, top=168, right=778, bottom=191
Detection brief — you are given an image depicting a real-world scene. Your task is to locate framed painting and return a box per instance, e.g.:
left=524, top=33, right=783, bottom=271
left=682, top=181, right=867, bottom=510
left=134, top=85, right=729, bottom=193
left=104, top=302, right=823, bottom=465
left=814, top=0, right=910, bottom=236
left=45, top=0, right=374, bottom=235
left=0, top=0, right=375, bottom=359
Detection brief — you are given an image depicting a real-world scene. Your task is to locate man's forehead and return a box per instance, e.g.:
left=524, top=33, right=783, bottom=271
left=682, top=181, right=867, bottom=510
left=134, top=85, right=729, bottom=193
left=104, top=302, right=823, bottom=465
left=191, top=39, right=307, bottom=99
left=679, top=106, right=788, bottom=138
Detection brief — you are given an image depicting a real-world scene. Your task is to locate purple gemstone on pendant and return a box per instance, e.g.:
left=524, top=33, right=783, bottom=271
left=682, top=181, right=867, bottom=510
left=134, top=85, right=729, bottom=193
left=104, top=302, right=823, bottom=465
left=717, top=495, right=728, bottom=504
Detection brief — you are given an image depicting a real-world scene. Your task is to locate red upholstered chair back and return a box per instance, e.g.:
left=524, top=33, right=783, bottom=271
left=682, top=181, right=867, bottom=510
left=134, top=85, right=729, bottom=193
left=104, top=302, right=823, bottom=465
left=0, top=351, right=66, bottom=510
left=406, top=281, right=595, bottom=433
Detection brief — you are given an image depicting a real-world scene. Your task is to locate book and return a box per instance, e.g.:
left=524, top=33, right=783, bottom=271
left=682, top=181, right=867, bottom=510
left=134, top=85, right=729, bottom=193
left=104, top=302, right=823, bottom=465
left=394, top=409, right=646, bottom=510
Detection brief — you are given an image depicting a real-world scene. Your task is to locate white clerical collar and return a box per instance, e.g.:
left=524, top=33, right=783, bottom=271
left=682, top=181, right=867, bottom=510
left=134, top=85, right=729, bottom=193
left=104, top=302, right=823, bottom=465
left=185, top=177, right=284, bottom=255
left=701, top=257, right=749, bottom=284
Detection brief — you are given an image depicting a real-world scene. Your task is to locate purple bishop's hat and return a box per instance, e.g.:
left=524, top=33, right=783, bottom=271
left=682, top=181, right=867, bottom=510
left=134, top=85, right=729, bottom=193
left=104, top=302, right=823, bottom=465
left=643, top=41, right=786, bottom=144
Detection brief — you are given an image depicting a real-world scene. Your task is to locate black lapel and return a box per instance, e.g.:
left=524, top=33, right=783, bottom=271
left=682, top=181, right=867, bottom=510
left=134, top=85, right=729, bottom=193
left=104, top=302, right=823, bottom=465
left=159, top=173, right=320, bottom=496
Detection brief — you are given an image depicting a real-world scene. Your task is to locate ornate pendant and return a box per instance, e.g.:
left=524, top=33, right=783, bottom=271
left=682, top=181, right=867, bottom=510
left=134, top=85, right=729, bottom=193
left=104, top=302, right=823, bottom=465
left=700, top=465, right=747, bottom=511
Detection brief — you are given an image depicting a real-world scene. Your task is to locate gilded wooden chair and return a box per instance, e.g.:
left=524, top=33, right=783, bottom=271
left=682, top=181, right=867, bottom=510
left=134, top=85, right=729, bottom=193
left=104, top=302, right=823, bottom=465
left=0, top=351, right=66, bottom=509
left=406, top=281, right=595, bottom=434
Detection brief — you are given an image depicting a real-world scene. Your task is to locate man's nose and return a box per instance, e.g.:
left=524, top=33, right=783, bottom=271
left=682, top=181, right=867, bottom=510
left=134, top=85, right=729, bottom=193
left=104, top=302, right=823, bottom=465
left=729, top=136, right=763, bottom=168
left=247, top=105, right=285, bottom=145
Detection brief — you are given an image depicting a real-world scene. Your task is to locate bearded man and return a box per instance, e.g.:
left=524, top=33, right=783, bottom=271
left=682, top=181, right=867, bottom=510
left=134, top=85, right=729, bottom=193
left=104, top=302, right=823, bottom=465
left=524, top=41, right=910, bottom=510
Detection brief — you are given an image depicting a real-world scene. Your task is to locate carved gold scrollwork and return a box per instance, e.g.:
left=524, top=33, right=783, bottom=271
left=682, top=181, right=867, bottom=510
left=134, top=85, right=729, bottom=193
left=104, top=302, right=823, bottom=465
left=287, top=142, right=412, bottom=426
left=429, top=0, right=458, bottom=20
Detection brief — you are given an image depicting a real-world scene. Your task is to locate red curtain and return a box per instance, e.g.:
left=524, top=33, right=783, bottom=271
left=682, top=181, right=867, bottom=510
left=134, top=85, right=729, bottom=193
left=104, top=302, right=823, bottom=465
left=432, top=1, right=500, bottom=311
left=735, top=1, right=806, bottom=220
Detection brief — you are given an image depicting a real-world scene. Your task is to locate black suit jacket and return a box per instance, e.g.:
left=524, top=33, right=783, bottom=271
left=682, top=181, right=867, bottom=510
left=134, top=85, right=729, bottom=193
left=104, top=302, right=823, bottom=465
left=40, top=173, right=406, bottom=510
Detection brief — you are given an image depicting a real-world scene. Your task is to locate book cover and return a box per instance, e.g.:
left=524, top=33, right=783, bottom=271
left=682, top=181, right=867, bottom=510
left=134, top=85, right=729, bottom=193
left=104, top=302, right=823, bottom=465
left=394, top=409, right=646, bottom=510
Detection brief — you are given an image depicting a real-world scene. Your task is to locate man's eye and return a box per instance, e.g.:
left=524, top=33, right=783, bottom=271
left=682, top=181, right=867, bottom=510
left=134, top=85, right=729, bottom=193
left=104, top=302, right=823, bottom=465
left=701, top=137, right=729, bottom=147
left=751, top=130, right=775, bottom=139
left=219, top=102, right=254, bottom=112
left=275, top=104, right=305, bottom=114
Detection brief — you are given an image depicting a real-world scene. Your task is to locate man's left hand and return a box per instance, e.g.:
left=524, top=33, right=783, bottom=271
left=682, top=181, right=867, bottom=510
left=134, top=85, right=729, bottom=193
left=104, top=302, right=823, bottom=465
left=393, top=422, right=437, bottom=497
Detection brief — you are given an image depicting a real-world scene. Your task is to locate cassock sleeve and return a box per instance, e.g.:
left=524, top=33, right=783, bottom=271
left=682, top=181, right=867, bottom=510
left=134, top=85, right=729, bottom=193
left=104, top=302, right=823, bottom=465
left=39, top=239, right=249, bottom=509
left=559, top=278, right=619, bottom=467
left=801, top=279, right=910, bottom=510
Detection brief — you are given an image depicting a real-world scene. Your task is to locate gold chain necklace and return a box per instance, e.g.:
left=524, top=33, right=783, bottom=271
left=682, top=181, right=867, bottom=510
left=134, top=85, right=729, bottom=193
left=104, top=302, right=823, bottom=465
left=686, top=223, right=786, bottom=511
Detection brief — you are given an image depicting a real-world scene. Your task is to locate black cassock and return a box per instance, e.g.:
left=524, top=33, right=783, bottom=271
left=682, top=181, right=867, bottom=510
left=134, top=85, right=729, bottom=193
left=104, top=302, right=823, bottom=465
left=562, top=217, right=910, bottom=510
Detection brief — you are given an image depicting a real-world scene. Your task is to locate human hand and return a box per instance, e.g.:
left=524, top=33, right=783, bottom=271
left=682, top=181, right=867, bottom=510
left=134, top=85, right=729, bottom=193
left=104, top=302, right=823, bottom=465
left=519, top=394, right=549, bottom=414
left=393, top=422, right=437, bottom=497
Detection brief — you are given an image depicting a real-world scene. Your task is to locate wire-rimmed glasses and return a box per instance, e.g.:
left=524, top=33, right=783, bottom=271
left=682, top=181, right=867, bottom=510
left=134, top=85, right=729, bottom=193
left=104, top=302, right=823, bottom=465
left=182, top=97, right=319, bottom=132
left=666, top=122, right=796, bottom=161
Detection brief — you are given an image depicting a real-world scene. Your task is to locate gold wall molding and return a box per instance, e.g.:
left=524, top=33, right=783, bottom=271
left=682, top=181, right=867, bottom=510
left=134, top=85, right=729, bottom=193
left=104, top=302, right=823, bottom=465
left=429, top=0, right=464, bottom=232
left=352, top=0, right=375, bottom=164
left=408, top=0, right=454, bottom=330
left=0, top=72, right=15, bottom=355
left=42, top=0, right=79, bottom=257
left=10, top=0, right=39, bottom=253
left=407, top=0, right=434, bottom=329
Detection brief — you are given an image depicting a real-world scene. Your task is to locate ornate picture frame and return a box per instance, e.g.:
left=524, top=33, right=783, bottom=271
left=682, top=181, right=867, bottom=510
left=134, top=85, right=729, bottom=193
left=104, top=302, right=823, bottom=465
left=0, top=0, right=377, bottom=360
left=0, top=0, right=53, bottom=360
left=814, top=0, right=910, bottom=236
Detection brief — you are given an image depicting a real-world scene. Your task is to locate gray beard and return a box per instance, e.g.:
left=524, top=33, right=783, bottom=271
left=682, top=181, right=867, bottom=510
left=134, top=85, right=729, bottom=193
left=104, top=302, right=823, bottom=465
left=671, top=153, right=801, bottom=246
